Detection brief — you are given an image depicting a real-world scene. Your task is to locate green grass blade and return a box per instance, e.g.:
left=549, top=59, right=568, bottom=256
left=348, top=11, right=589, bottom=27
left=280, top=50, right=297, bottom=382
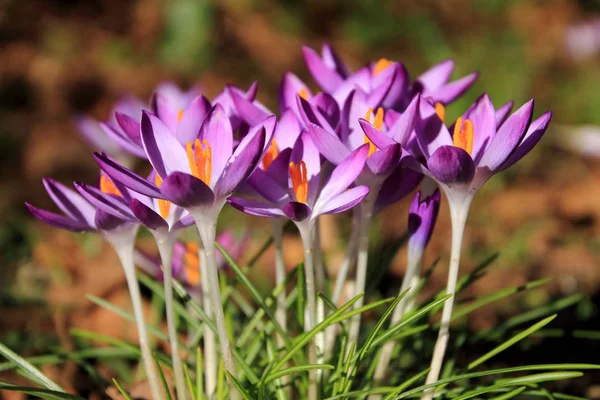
left=0, top=342, right=64, bottom=391
left=496, top=371, right=583, bottom=385
left=0, top=383, right=83, bottom=400
left=265, top=364, right=334, bottom=385
left=468, top=315, right=557, bottom=369
left=226, top=371, right=252, bottom=400
left=489, top=387, right=527, bottom=400
left=381, top=368, right=430, bottom=400
left=154, top=354, right=173, bottom=400
left=113, top=379, right=133, bottom=400
left=183, top=363, right=197, bottom=400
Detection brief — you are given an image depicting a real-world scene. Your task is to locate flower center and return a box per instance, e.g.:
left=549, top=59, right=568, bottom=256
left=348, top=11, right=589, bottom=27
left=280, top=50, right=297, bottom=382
left=453, top=117, right=474, bottom=155
left=435, top=102, right=445, bottom=122
left=373, top=58, right=393, bottom=76
left=183, top=241, right=201, bottom=286
left=177, top=109, right=184, bottom=123
left=154, top=175, right=171, bottom=219
left=298, top=88, right=310, bottom=101
left=186, top=139, right=213, bottom=186
left=100, top=175, right=121, bottom=196
left=364, top=107, right=384, bottom=157
left=289, top=161, right=308, bottom=204
left=262, top=138, right=279, bottom=170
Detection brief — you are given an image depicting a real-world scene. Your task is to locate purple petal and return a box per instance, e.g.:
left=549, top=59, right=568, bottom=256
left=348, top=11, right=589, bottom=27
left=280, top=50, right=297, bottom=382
left=479, top=99, right=534, bottom=172
left=75, top=182, right=136, bottom=221
left=366, top=143, right=402, bottom=176
left=152, top=92, right=180, bottom=133
left=171, top=214, right=195, bottom=230
left=141, top=111, right=189, bottom=177
left=100, top=123, right=147, bottom=158
left=161, top=171, right=215, bottom=208
left=317, top=186, right=369, bottom=216
left=416, top=101, right=453, bottom=159
left=378, top=63, right=410, bottom=109
left=94, top=153, right=165, bottom=199
left=265, top=147, right=292, bottom=186
left=115, top=112, right=142, bottom=145
left=75, top=117, right=122, bottom=155
left=318, top=144, right=368, bottom=206
left=214, top=127, right=266, bottom=199
left=95, top=208, right=129, bottom=231
left=130, top=198, right=169, bottom=230
left=416, top=60, right=454, bottom=92
left=199, top=104, right=234, bottom=184
left=248, top=168, right=289, bottom=204
left=310, top=92, right=340, bottom=129
left=290, top=133, right=321, bottom=206
left=302, top=45, right=344, bottom=92
left=433, top=72, right=479, bottom=104
left=495, top=101, right=514, bottom=127
left=389, top=93, right=420, bottom=146
left=375, top=166, right=423, bottom=213
left=322, top=43, right=351, bottom=78
left=230, top=88, right=272, bottom=126
left=359, top=119, right=396, bottom=148
left=426, top=145, right=475, bottom=185
left=279, top=72, right=311, bottom=116
left=228, top=197, right=285, bottom=218
left=175, top=95, right=211, bottom=145
left=498, top=111, right=552, bottom=171
left=274, top=110, right=302, bottom=150
left=26, top=203, right=93, bottom=232
left=463, top=94, right=497, bottom=162
left=308, top=123, right=351, bottom=165
left=43, top=178, right=96, bottom=226
left=283, top=201, right=312, bottom=222
left=297, top=96, right=336, bottom=133
left=408, top=189, right=441, bottom=249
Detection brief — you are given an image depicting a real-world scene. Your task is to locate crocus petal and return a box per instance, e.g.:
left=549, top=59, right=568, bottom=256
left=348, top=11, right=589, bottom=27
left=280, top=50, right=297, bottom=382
left=310, top=92, right=340, bottom=129
left=161, top=172, right=215, bottom=208
left=308, top=123, right=351, bottom=165
left=100, top=123, right=147, bottom=158
left=130, top=198, right=169, bottom=230
left=433, top=72, right=479, bottom=104
left=426, top=145, right=475, bottom=185
left=297, top=96, right=336, bottom=133
left=199, top=104, right=234, bottom=184
left=359, top=119, right=396, bottom=148
left=463, top=94, right=497, bottom=162
left=495, top=101, right=514, bottom=127
left=95, top=209, right=129, bottom=231
left=230, top=88, right=272, bottom=126
left=43, top=178, right=97, bottom=226
left=290, top=133, right=321, bottom=206
left=25, top=203, right=93, bottom=232
left=366, top=143, right=402, bottom=176
left=171, top=214, right=195, bottom=230
left=498, top=111, right=552, bottom=171
left=176, top=95, right=211, bottom=144
left=214, top=127, right=266, bottom=199
left=316, top=186, right=369, bottom=216
left=75, top=182, right=136, bottom=221
left=265, top=147, right=292, bottom=186
left=408, top=189, right=441, bottom=249
left=322, top=43, right=351, bottom=78
left=416, top=60, right=454, bottom=91
left=248, top=168, right=290, bottom=204
left=279, top=72, right=311, bottom=116
left=94, top=153, right=166, bottom=199
left=274, top=110, right=302, bottom=150
left=479, top=99, right=534, bottom=172
left=152, top=92, right=180, bottom=133
left=377, top=63, right=410, bottom=109
left=375, top=166, right=423, bottom=213
left=416, top=100, right=453, bottom=158
left=228, top=197, right=286, bottom=218
left=389, top=93, right=420, bottom=146
left=283, top=201, right=312, bottom=222
left=318, top=144, right=368, bottom=205
left=75, top=117, right=122, bottom=155
left=141, top=112, right=190, bottom=177
left=302, top=45, right=344, bottom=92
left=115, top=112, right=142, bottom=145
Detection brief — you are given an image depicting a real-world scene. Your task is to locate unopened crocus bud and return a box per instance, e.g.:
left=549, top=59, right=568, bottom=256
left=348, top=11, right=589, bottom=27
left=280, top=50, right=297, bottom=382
left=407, top=189, right=441, bottom=263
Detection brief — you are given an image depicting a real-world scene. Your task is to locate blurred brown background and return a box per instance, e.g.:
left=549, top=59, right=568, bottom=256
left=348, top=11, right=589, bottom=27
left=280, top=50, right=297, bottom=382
left=2, top=0, right=600, bottom=394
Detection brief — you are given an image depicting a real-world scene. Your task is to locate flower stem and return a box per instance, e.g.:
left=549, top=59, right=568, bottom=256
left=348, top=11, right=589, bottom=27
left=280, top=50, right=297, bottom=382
left=332, top=210, right=360, bottom=305
left=298, top=223, right=318, bottom=400
left=370, top=248, right=424, bottom=397
left=313, top=219, right=326, bottom=368
left=347, top=187, right=377, bottom=354
left=196, top=221, right=240, bottom=400
left=156, top=234, right=187, bottom=400
left=106, top=228, right=165, bottom=400
left=421, top=194, right=472, bottom=400
left=198, top=246, right=217, bottom=398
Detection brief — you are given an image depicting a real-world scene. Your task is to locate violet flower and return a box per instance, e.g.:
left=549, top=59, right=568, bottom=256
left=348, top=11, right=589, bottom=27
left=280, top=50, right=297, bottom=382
left=407, top=94, right=552, bottom=398
left=25, top=177, right=165, bottom=400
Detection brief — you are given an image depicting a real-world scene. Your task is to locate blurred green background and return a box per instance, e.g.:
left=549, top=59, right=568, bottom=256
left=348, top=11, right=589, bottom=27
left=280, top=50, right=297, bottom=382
left=2, top=0, right=600, bottom=394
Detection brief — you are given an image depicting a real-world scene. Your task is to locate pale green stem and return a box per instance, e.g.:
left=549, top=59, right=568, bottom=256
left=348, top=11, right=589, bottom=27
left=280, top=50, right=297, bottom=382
left=106, top=228, right=165, bottom=400
left=156, top=234, right=187, bottom=400
left=298, top=222, right=318, bottom=400
left=421, top=193, right=472, bottom=400
left=313, top=219, right=326, bottom=368
left=196, top=220, right=240, bottom=400
left=198, top=247, right=217, bottom=397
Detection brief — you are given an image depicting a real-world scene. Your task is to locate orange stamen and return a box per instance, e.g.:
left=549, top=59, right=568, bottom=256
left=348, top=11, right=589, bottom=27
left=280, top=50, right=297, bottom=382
left=100, top=175, right=121, bottom=196
left=183, top=241, right=201, bottom=286
left=363, top=107, right=385, bottom=157
left=262, top=138, right=279, bottom=170
left=298, top=88, right=309, bottom=100
left=177, top=109, right=184, bottom=123
left=289, top=161, right=308, bottom=204
left=373, top=58, right=393, bottom=76
left=452, top=117, right=474, bottom=155
left=435, top=102, right=445, bottom=122
left=154, top=175, right=171, bottom=219
left=186, top=139, right=213, bottom=186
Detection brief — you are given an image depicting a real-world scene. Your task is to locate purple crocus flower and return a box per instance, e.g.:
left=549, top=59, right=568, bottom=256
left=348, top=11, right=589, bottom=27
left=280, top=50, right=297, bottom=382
left=228, top=133, right=370, bottom=224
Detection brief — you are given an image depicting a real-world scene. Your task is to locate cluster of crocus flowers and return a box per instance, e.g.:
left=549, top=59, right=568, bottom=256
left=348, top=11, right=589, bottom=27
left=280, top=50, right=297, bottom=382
left=27, top=44, right=552, bottom=400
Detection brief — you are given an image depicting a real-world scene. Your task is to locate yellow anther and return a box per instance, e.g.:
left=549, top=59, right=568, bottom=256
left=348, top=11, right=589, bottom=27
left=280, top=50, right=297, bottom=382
left=452, top=117, right=474, bottom=155
left=186, top=139, right=213, bottom=186
left=262, top=139, right=279, bottom=170
left=154, top=175, right=171, bottom=219
left=289, top=161, right=308, bottom=204
left=435, top=102, right=445, bottom=122
left=100, top=175, right=121, bottom=196
left=299, top=88, right=309, bottom=101
left=373, top=58, right=393, bottom=76
left=177, top=109, right=184, bottom=123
